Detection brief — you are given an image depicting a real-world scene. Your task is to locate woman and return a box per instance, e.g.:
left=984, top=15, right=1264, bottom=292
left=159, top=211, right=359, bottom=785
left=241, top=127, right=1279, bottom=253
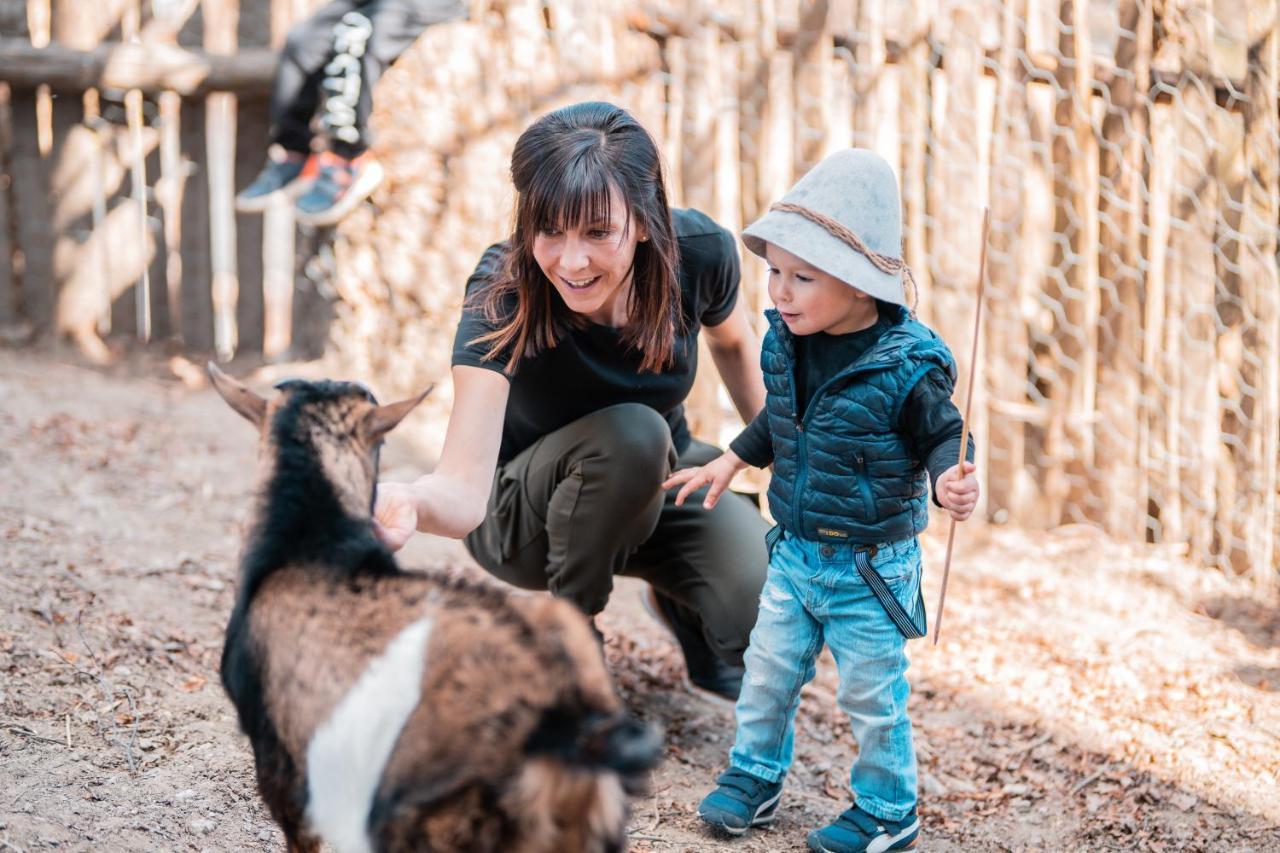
left=374, top=102, right=768, bottom=702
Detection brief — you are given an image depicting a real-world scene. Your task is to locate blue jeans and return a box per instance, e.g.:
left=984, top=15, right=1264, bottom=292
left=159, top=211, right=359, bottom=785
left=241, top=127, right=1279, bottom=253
left=729, top=529, right=921, bottom=822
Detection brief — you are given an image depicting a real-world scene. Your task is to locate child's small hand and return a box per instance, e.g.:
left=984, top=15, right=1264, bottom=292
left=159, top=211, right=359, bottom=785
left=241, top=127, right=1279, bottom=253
left=661, top=451, right=747, bottom=509
left=936, top=461, right=979, bottom=521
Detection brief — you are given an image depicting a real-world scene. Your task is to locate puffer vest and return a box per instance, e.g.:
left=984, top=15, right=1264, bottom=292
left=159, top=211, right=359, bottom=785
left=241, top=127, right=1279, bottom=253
left=762, top=305, right=957, bottom=543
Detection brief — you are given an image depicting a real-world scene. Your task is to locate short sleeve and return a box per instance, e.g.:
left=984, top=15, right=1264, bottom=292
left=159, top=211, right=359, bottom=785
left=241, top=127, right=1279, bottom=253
left=452, top=243, right=514, bottom=374
left=697, top=228, right=741, bottom=327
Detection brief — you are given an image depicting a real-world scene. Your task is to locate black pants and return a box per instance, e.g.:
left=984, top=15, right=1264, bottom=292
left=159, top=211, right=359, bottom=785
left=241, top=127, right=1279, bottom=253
left=270, top=0, right=464, bottom=157
left=464, top=404, right=769, bottom=667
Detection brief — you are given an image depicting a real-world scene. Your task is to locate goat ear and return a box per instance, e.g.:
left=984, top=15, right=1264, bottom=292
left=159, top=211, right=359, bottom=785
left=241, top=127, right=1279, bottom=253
left=207, top=362, right=268, bottom=427
left=364, top=385, right=434, bottom=442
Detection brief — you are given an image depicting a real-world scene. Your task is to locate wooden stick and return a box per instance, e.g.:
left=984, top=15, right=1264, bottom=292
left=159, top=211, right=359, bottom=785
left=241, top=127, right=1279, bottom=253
left=932, top=207, right=989, bottom=646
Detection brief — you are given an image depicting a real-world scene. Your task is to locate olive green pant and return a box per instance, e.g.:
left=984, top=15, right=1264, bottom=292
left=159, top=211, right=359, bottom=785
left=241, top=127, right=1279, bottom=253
left=464, top=403, right=769, bottom=666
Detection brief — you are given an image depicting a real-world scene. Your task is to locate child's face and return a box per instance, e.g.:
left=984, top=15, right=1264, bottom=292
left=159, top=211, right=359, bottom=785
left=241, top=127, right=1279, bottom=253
left=765, top=244, right=876, bottom=336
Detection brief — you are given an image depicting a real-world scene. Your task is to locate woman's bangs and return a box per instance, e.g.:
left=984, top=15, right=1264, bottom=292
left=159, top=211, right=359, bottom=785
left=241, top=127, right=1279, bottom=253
left=524, top=154, right=629, bottom=235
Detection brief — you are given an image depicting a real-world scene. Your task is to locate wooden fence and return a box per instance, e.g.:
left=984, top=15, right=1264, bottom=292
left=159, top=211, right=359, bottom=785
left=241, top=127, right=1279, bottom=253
left=1, top=0, right=1277, bottom=579
left=0, top=0, right=329, bottom=362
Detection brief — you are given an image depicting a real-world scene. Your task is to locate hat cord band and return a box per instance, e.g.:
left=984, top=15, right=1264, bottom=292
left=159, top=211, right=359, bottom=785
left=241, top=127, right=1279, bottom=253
left=769, top=202, right=919, bottom=311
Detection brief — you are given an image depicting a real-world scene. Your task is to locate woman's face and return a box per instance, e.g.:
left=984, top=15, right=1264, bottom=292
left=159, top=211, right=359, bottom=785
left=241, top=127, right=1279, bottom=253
left=531, top=186, right=646, bottom=326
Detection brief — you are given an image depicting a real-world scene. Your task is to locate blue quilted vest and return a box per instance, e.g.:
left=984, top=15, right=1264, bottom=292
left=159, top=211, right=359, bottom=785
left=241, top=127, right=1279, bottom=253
left=762, top=305, right=957, bottom=543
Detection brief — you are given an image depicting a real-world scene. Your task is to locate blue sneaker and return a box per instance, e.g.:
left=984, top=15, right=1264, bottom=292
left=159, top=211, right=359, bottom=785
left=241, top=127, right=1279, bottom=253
left=235, top=149, right=313, bottom=212
left=697, top=768, right=783, bottom=836
left=807, top=804, right=919, bottom=852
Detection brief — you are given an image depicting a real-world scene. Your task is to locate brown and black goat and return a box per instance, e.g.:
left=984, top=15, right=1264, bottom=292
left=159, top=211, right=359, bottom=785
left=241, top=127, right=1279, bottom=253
left=208, top=364, right=661, bottom=853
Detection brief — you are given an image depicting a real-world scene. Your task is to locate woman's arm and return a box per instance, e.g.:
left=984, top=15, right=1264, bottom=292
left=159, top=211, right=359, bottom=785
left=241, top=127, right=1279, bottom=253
left=702, top=300, right=766, bottom=425
left=375, top=365, right=509, bottom=544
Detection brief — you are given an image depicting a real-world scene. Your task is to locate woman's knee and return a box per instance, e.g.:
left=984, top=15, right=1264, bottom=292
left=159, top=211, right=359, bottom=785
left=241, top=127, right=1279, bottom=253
left=589, top=403, right=673, bottom=465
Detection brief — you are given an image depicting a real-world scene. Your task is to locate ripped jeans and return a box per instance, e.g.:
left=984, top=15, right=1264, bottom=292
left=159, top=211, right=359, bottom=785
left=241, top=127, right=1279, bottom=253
left=728, top=528, right=920, bottom=823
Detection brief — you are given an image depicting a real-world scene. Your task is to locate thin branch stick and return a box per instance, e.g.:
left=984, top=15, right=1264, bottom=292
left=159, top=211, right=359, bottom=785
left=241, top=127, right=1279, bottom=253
left=932, top=207, right=989, bottom=646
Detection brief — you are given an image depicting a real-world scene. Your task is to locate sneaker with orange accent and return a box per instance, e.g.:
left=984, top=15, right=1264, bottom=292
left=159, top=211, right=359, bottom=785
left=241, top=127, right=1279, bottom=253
left=235, top=148, right=315, bottom=213
left=293, top=151, right=384, bottom=227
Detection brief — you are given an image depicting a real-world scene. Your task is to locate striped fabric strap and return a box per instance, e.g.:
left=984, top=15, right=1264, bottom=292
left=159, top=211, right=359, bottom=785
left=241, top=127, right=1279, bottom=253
left=853, top=549, right=927, bottom=640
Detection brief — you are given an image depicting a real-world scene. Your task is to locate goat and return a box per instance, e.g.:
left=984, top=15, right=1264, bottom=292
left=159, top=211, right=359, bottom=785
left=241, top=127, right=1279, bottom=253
left=207, top=364, right=662, bottom=853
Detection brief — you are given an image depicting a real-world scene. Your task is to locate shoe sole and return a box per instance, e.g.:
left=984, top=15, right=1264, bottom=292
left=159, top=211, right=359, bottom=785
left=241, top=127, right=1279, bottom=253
left=640, top=586, right=737, bottom=710
left=234, top=174, right=314, bottom=213
left=698, top=789, right=783, bottom=837
left=295, top=160, right=384, bottom=227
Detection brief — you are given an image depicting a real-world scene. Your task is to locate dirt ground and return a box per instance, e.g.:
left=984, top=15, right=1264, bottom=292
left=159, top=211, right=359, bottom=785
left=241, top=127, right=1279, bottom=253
left=2, top=345, right=1278, bottom=852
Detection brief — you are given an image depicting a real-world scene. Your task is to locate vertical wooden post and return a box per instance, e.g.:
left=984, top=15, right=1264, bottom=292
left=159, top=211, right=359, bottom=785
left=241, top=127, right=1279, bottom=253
left=263, top=0, right=298, bottom=359
left=1040, top=0, right=1097, bottom=525
left=83, top=89, right=111, bottom=337
left=0, top=83, right=16, bottom=329
left=1093, top=0, right=1151, bottom=537
left=122, top=0, right=152, bottom=342
left=681, top=24, right=717, bottom=214
left=792, top=0, right=832, bottom=176
left=158, top=92, right=187, bottom=343
left=714, top=31, right=742, bottom=236
left=124, top=98, right=152, bottom=342
left=1143, top=99, right=1177, bottom=545
left=1167, top=0, right=1218, bottom=559
left=1236, top=4, right=1278, bottom=581
left=204, top=0, right=240, bottom=361
left=898, top=1, right=932, bottom=317
left=663, top=35, right=687, bottom=208
left=985, top=0, right=1034, bottom=522
left=736, top=0, right=773, bottom=318
left=26, top=0, right=52, bottom=158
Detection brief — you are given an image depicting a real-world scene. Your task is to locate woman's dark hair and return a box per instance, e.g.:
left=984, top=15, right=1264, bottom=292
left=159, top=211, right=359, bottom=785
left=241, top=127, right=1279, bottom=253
left=469, top=102, right=681, bottom=373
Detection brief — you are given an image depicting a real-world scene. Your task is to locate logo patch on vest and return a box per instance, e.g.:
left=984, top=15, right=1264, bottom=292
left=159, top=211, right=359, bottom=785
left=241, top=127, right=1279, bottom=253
left=817, top=527, right=849, bottom=540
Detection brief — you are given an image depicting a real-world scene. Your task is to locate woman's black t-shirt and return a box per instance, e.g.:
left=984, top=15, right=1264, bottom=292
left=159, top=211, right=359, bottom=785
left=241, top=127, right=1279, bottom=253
left=452, top=208, right=740, bottom=463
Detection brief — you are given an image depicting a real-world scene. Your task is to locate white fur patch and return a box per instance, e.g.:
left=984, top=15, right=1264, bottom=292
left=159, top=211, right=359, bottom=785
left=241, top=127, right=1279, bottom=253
left=304, top=615, right=434, bottom=853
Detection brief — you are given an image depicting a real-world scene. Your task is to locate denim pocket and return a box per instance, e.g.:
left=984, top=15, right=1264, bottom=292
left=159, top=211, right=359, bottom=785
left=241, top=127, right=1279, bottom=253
left=864, top=537, right=920, bottom=586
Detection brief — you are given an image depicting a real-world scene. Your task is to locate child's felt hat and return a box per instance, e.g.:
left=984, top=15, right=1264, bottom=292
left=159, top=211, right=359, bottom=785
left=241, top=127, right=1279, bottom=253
left=742, top=148, right=912, bottom=307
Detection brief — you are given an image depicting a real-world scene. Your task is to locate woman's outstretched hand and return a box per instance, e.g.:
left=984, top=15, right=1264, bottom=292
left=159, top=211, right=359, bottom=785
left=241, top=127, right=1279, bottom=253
left=661, top=451, right=747, bottom=509
left=373, top=482, right=419, bottom=551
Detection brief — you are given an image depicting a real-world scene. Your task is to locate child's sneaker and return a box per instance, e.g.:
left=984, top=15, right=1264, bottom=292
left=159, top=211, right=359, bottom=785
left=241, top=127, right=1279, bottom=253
left=697, top=768, right=783, bottom=836
left=807, top=803, right=919, bottom=852
left=294, top=150, right=384, bottom=227
left=235, top=148, right=313, bottom=212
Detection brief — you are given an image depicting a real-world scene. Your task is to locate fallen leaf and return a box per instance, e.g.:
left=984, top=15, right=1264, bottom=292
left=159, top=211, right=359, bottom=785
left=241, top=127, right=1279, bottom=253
left=180, top=675, right=207, bottom=692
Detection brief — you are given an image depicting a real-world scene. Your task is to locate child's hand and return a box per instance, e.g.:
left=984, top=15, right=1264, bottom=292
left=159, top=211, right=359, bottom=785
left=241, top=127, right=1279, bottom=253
left=936, top=461, right=979, bottom=521
left=661, top=451, right=747, bottom=509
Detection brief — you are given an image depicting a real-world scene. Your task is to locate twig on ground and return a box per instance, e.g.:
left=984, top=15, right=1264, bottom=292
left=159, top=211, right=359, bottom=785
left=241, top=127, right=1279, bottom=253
left=1070, top=769, right=1106, bottom=796
left=627, top=832, right=669, bottom=843
left=641, top=795, right=661, bottom=833
left=1007, top=732, right=1054, bottom=771
left=1, top=836, right=28, bottom=853
left=1, top=720, right=66, bottom=746
left=74, top=610, right=140, bottom=772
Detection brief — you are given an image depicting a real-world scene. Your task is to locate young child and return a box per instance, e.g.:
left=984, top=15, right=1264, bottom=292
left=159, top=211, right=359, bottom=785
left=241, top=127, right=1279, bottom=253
left=662, top=148, right=978, bottom=853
